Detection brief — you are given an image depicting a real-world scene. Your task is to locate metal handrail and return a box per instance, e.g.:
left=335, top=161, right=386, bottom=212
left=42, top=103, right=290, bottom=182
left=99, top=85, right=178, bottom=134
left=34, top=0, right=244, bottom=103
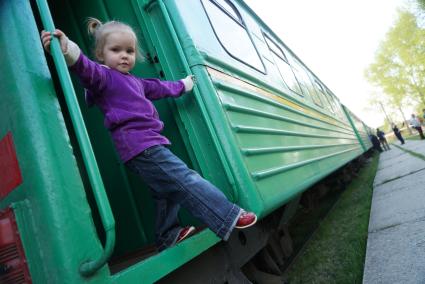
left=35, top=0, right=115, bottom=277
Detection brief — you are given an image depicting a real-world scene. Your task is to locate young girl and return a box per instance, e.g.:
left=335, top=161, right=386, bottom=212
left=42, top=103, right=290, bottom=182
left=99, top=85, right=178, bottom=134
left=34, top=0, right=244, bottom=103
left=40, top=18, right=257, bottom=251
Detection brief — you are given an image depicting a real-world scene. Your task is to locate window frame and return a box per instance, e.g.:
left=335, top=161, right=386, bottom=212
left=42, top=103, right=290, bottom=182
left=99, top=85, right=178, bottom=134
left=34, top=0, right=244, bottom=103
left=201, top=0, right=266, bottom=73
left=212, top=0, right=243, bottom=24
left=325, top=89, right=345, bottom=119
left=314, top=80, right=335, bottom=112
left=263, top=32, right=304, bottom=96
left=292, top=60, right=319, bottom=102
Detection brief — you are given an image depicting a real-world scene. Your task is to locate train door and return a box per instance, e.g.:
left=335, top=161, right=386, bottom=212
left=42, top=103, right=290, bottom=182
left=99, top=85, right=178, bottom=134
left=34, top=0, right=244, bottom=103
left=32, top=0, right=200, bottom=274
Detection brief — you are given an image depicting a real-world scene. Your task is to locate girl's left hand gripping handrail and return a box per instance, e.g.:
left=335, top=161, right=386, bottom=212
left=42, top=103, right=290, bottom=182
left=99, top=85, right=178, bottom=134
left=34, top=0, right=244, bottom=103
left=35, top=0, right=115, bottom=277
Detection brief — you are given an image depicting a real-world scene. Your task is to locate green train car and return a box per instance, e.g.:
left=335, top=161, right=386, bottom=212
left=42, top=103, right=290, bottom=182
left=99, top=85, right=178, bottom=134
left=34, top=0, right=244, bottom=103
left=0, top=0, right=372, bottom=283
left=342, top=104, right=373, bottom=151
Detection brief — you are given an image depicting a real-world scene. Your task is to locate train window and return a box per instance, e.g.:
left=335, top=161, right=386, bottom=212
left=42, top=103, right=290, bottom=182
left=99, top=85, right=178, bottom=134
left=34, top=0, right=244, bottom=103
left=213, top=0, right=240, bottom=21
left=326, top=89, right=344, bottom=118
left=264, top=34, right=286, bottom=60
left=326, top=94, right=340, bottom=116
left=263, top=34, right=302, bottom=95
left=292, top=62, right=323, bottom=106
left=202, top=0, right=265, bottom=72
left=314, top=81, right=335, bottom=113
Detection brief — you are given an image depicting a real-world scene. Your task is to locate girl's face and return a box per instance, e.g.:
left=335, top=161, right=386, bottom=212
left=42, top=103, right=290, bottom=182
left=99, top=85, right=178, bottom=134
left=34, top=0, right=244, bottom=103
left=99, top=31, right=136, bottom=73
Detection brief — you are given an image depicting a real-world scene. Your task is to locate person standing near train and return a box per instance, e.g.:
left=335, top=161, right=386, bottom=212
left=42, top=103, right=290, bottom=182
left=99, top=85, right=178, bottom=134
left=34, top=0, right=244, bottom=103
left=376, top=128, right=390, bottom=151
left=369, top=134, right=383, bottom=153
left=410, top=114, right=425, bottom=139
left=391, top=123, right=405, bottom=145
left=40, top=18, right=257, bottom=252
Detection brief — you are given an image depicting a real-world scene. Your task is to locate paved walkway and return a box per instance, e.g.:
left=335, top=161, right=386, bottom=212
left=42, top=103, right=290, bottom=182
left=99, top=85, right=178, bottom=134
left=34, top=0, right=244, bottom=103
left=363, top=140, right=425, bottom=284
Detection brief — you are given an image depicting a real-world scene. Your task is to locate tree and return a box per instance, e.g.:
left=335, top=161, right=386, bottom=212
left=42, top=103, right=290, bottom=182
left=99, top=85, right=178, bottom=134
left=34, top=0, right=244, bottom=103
left=365, top=9, right=425, bottom=107
left=418, top=0, right=425, bottom=10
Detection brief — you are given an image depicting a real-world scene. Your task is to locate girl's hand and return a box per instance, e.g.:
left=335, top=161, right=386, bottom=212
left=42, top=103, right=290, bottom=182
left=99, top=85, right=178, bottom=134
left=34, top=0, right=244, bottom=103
left=181, top=75, right=196, bottom=92
left=40, top=29, right=69, bottom=54
left=40, top=29, right=80, bottom=66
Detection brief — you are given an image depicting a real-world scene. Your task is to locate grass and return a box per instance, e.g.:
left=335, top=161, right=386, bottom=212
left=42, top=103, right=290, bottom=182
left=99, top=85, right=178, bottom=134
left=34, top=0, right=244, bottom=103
left=285, top=153, right=379, bottom=284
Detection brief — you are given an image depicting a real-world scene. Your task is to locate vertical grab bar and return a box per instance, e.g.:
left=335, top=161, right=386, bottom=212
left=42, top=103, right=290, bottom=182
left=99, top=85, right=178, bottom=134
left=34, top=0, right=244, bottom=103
left=34, top=0, right=116, bottom=277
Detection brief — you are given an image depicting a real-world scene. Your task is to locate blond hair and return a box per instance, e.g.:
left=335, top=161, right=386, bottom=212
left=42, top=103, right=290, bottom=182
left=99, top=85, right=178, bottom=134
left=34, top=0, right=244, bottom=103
left=87, top=17, right=143, bottom=61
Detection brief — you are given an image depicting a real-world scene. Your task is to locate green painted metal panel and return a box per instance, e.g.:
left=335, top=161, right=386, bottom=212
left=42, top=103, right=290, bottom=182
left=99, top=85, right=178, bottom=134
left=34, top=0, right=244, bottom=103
left=0, top=0, right=109, bottom=282
left=166, top=0, right=364, bottom=216
left=342, top=105, right=372, bottom=151
left=341, top=105, right=367, bottom=152
left=112, top=230, right=219, bottom=284
left=213, top=75, right=362, bottom=213
left=361, top=121, right=373, bottom=149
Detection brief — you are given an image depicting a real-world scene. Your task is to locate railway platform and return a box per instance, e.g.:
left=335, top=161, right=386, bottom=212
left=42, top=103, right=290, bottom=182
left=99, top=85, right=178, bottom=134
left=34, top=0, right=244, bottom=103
left=363, top=140, right=425, bottom=283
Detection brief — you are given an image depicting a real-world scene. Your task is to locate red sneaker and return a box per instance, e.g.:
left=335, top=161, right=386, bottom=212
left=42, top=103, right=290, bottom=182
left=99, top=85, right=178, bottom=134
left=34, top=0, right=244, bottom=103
left=235, top=211, right=257, bottom=229
left=176, top=226, right=196, bottom=243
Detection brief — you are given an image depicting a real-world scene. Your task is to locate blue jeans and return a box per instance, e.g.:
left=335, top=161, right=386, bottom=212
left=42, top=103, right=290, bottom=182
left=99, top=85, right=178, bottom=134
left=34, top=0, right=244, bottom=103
left=125, top=145, right=241, bottom=251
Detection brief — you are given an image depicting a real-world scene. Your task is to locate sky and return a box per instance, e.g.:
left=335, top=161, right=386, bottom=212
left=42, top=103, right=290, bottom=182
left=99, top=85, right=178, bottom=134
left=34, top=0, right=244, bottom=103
left=244, top=0, right=407, bottom=127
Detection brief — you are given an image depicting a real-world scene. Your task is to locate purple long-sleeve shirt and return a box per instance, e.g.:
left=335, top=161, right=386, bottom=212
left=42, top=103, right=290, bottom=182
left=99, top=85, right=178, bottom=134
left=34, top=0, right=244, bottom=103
left=69, top=53, right=185, bottom=162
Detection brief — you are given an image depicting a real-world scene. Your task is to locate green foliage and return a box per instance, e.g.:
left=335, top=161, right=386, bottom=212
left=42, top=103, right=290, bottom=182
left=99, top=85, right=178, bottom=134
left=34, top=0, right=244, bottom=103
left=286, top=153, right=379, bottom=283
left=365, top=9, right=425, bottom=107
left=418, top=0, right=425, bottom=10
